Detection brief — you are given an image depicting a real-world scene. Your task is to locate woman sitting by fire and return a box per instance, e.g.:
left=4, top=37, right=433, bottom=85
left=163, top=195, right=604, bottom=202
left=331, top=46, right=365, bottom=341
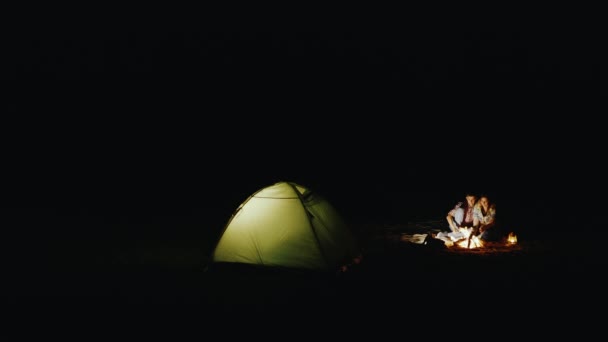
left=473, top=195, right=497, bottom=241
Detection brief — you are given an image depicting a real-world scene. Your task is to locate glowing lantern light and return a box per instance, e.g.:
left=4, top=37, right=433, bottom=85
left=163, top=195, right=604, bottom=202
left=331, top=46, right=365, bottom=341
left=507, top=232, right=518, bottom=245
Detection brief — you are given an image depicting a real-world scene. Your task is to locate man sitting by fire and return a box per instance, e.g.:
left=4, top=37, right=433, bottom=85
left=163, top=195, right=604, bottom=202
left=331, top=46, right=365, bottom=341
left=433, top=193, right=477, bottom=244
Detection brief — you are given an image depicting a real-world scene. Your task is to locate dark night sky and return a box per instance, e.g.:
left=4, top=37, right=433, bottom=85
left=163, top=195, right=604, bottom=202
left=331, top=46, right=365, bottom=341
left=4, top=19, right=605, bottom=231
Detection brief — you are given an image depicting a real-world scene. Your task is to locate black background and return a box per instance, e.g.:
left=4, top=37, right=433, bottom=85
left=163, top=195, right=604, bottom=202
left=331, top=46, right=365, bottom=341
left=3, top=12, right=605, bottom=236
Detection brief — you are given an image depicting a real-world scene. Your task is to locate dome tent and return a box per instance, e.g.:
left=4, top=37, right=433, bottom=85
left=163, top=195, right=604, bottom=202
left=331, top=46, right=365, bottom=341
left=211, top=181, right=360, bottom=272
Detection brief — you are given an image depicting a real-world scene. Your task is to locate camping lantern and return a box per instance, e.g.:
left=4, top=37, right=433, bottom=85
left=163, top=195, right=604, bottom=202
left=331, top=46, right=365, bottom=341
left=507, top=232, right=518, bottom=245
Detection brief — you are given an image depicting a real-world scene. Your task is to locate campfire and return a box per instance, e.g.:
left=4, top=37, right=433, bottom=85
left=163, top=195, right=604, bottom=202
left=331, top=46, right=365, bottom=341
left=455, top=227, right=483, bottom=249
left=402, top=223, right=521, bottom=251
left=433, top=226, right=482, bottom=249
left=440, top=227, right=519, bottom=249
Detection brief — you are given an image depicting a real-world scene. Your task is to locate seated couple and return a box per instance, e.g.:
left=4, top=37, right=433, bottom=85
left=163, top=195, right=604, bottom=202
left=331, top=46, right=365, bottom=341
left=434, top=193, right=497, bottom=245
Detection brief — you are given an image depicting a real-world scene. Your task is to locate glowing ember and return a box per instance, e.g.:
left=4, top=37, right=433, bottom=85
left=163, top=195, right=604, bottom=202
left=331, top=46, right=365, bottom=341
left=507, top=232, right=518, bottom=245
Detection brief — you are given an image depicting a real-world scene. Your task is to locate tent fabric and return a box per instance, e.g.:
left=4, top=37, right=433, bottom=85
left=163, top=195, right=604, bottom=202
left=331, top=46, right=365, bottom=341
left=211, top=181, right=360, bottom=272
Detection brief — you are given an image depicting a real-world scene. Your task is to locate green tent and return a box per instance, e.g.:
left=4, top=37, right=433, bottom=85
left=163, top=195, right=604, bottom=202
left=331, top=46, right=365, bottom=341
left=211, top=181, right=360, bottom=272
